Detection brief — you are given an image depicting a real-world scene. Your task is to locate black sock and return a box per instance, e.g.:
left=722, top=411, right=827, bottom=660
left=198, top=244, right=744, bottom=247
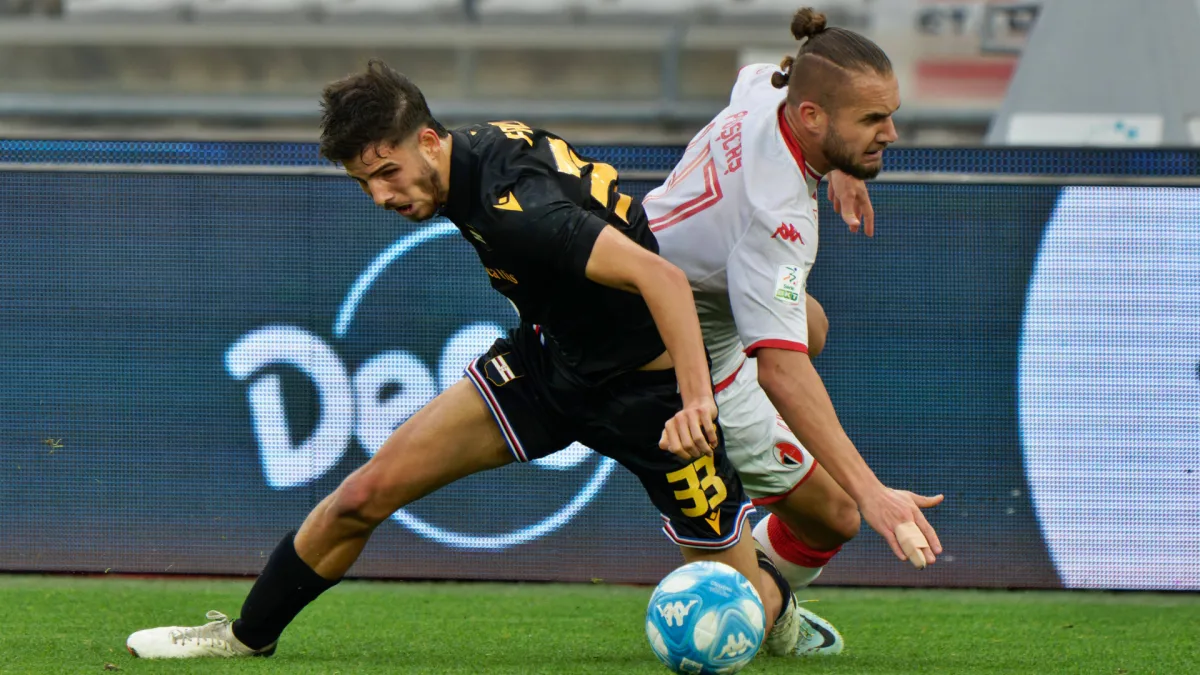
left=756, top=548, right=793, bottom=624
left=231, top=531, right=340, bottom=650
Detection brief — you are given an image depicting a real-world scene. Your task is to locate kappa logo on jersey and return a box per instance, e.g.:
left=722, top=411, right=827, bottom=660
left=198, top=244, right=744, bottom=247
left=775, top=441, right=804, bottom=467
left=771, top=222, right=805, bottom=244
left=715, top=633, right=756, bottom=658
left=656, top=599, right=699, bottom=627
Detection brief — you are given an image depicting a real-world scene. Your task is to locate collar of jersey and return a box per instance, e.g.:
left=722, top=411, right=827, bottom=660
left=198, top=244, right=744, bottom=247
left=441, top=129, right=477, bottom=224
left=776, top=103, right=825, bottom=184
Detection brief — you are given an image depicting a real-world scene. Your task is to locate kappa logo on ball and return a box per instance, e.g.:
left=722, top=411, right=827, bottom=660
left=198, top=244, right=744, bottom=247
left=656, top=600, right=699, bottom=627
left=224, top=221, right=615, bottom=551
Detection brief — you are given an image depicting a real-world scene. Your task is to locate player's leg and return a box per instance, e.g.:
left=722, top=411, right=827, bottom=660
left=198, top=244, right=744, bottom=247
left=231, top=376, right=515, bottom=648
left=805, top=292, right=829, bottom=359
left=574, top=368, right=796, bottom=652
left=750, top=292, right=857, bottom=590
left=716, top=349, right=849, bottom=655
left=126, top=376, right=514, bottom=659
left=755, top=465, right=860, bottom=588
left=291, top=377, right=512, bottom=579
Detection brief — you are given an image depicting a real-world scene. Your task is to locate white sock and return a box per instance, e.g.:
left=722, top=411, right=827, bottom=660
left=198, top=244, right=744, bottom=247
left=753, top=515, right=825, bottom=590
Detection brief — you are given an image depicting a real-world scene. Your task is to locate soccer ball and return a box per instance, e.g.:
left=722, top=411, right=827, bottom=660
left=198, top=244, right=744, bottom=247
left=645, top=561, right=765, bottom=675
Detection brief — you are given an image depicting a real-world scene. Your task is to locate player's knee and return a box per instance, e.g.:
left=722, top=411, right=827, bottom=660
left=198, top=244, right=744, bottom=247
left=806, top=295, right=829, bottom=360
left=827, top=493, right=861, bottom=544
left=329, top=470, right=393, bottom=529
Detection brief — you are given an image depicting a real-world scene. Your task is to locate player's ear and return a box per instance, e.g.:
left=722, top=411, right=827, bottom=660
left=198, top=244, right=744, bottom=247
left=796, top=101, right=825, bottom=134
left=416, top=127, right=441, bottom=158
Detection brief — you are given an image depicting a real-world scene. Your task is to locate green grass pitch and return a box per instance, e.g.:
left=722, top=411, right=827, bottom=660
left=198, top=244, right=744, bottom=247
left=2, top=575, right=1197, bottom=674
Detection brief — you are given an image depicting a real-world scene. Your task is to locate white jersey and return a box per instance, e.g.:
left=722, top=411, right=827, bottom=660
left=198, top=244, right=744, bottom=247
left=645, top=64, right=823, bottom=387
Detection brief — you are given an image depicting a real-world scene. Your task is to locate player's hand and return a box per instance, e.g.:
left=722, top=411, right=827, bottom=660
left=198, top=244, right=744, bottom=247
left=858, top=487, right=944, bottom=569
left=826, top=170, right=875, bottom=237
left=659, top=397, right=719, bottom=461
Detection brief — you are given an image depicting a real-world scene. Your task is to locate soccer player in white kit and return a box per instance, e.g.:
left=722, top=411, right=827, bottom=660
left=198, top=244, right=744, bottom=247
left=646, top=7, right=945, bottom=655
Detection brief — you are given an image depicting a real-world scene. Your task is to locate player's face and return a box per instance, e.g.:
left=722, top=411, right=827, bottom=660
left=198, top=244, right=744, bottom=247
left=343, top=132, right=446, bottom=221
left=823, top=72, right=901, bottom=180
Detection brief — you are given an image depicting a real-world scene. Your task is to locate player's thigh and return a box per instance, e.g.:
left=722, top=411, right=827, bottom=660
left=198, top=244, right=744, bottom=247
left=718, top=359, right=816, bottom=503
left=806, top=293, right=828, bottom=359
left=578, top=371, right=755, bottom=551
left=767, top=463, right=861, bottom=545
left=344, top=377, right=513, bottom=520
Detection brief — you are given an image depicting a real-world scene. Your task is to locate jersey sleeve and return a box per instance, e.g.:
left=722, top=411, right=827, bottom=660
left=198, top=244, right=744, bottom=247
left=726, top=207, right=818, bottom=357
left=483, top=147, right=609, bottom=280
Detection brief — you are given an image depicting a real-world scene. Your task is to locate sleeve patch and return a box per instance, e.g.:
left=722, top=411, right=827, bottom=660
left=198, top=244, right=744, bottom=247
left=773, top=265, right=803, bottom=305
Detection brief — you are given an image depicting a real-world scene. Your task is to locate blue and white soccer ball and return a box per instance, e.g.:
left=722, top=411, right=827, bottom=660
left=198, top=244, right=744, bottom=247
left=645, top=561, right=766, bottom=675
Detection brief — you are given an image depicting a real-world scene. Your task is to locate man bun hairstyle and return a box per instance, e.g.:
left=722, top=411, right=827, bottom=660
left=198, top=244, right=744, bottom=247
left=771, top=7, right=893, bottom=108
left=319, top=59, right=448, bottom=165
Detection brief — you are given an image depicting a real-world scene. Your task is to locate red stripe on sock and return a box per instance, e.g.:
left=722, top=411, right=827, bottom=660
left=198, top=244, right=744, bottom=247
left=766, top=515, right=842, bottom=569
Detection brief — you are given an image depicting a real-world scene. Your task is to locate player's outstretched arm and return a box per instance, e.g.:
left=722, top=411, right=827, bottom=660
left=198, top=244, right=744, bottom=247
left=756, top=347, right=944, bottom=568
left=584, top=225, right=719, bottom=461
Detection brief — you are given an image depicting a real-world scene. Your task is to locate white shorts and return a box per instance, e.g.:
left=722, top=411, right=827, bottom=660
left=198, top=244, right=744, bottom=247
left=715, top=357, right=818, bottom=504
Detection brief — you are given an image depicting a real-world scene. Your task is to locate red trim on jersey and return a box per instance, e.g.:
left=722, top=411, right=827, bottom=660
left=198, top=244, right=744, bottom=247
left=750, top=462, right=818, bottom=506
left=648, top=157, right=723, bottom=232
left=644, top=144, right=711, bottom=205
left=765, top=511, right=842, bottom=568
left=745, top=339, right=808, bottom=357
left=777, top=104, right=824, bottom=182
left=712, top=359, right=746, bottom=395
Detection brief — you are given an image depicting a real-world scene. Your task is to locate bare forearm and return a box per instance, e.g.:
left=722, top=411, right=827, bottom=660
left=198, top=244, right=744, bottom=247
left=758, top=349, right=884, bottom=502
left=638, top=262, right=714, bottom=403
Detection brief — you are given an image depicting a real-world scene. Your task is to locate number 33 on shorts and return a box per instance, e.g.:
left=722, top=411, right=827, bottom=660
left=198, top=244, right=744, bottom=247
left=667, top=455, right=728, bottom=534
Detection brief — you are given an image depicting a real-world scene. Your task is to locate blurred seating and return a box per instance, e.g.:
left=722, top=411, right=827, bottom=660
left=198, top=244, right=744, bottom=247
left=190, top=0, right=314, bottom=19
left=579, top=0, right=707, bottom=22
left=318, top=0, right=463, bottom=21
left=59, top=0, right=869, bottom=23
left=475, top=0, right=585, bottom=23
left=63, top=0, right=185, bottom=18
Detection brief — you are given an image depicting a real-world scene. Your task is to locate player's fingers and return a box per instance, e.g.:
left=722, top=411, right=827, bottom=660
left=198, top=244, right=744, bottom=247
left=826, top=182, right=839, bottom=206
left=703, top=417, right=719, bottom=450
left=895, top=521, right=929, bottom=570
left=863, top=197, right=876, bottom=238
left=678, top=414, right=702, bottom=458
left=659, top=429, right=669, bottom=451
left=686, top=408, right=710, bottom=454
left=912, top=508, right=944, bottom=555
left=911, top=492, right=945, bottom=509
left=675, top=414, right=704, bottom=459
left=663, top=422, right=688, bottom=461
left=880, top=527, right=907, bottom=563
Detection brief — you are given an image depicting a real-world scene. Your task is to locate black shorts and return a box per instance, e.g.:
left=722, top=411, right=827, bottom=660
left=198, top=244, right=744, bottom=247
left=465, top=325, right=754, bottom=550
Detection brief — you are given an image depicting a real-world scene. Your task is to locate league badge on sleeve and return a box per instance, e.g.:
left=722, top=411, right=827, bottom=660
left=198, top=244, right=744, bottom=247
left=773, top=265, right=802, bottom=305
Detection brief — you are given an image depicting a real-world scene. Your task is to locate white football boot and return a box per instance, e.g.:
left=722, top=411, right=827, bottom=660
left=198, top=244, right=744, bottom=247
left=126, top=611, right=276, bottom=659
left=762, top=593, right=801, bottom=656
left=791, top=601, right=844, bottom=656
left=764, top=596, right=844, bottom=657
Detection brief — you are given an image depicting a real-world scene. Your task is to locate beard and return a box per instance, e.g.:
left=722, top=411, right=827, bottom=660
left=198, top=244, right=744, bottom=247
left=822, top=126, right=884, bottom=180
left=407, top=158, right=446, bottom=222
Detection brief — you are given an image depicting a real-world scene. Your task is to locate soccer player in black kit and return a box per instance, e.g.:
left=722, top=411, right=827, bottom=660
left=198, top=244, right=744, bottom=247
left=126, top=59, right=805, bottom=662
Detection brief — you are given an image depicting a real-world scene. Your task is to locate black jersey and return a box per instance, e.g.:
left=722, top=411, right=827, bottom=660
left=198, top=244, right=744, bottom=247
left=438, top=121, right=665, bottom=386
